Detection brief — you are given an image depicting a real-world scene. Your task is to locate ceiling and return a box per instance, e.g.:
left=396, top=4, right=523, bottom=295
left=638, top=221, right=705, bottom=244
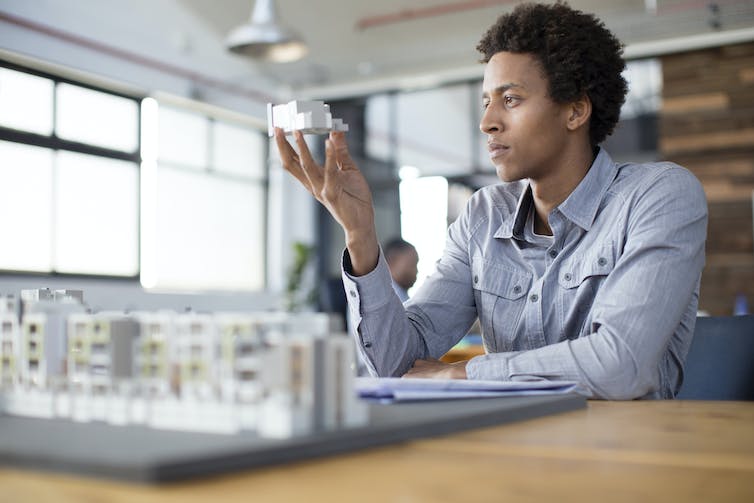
left=177, top=0, right=754, bottom=99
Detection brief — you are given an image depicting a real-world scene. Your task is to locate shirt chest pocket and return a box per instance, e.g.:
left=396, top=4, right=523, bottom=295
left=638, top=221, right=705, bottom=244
left=471, top=257, right=531, bottom=351
left=557, top=243, right=617, bottom=338
left=558, top=243, right=617, bottom=288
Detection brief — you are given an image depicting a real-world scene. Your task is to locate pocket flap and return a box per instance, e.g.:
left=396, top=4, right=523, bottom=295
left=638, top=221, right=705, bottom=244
left=471, top=257, right=531, bottom=300
left=558, top=243, right=616, bottom=289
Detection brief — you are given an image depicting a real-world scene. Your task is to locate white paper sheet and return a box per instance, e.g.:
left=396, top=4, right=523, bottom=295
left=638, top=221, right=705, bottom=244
left=356, top=377, right=578, bottom=403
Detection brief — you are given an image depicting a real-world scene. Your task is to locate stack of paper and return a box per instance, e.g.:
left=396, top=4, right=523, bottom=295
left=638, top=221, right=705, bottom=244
left=356, top=377, right=578, bottom=403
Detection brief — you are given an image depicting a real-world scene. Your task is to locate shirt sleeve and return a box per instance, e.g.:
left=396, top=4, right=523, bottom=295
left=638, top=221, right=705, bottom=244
left=466, top=166, right=708, bottom=400
left=342, top=206, right=480, bottom=377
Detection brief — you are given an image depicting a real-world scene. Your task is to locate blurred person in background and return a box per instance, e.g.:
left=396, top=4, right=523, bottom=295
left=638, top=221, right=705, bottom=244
left=383, top=238, right=419, bottom=303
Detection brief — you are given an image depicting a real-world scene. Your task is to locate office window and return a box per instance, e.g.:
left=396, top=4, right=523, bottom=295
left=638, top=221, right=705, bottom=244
left=0, top=67, right=54, bottom=135
left=399, top=176, right=448, bottom=294
left=56, top=83, right=139, bottom=152
left=212, top=121, right=266, bottom=179
left=54, top=151, right=139, bottom=276
left=0, top=141, right=54, bottom=272
left=156, top=106, right=208, bottom=170
left=141, top=101, right=266, bottom=291
left=396, top=84, right=474, bottom=177
left=147, top=166, right=265, bottom=290
left=0, top=62, right=141, bottom=277
left=0, top=63, right=267, bottom=287
left=365, top=94, right=392, bottom=163
left=621, top=58, right=662, bottom=119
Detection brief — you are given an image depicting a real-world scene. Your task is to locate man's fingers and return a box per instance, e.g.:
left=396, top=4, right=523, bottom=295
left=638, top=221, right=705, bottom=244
left=274, top=128, right=299, bottom=166
left=294, top=130, right=323, bottom=190
left=331, top=131, right=356, bottom=171
left=323, top=139, right=338, bottom=178
left=321, top=139, right=341, bottom=203
left=274, top=128, right=318, bottom=195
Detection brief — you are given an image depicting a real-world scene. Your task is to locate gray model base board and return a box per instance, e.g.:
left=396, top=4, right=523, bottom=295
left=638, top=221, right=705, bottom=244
left=0, top=394, right=586, bottom=483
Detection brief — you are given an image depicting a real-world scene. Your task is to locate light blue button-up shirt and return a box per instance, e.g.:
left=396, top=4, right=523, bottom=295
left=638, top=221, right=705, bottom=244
left=342, top=149, right=708, bottom=399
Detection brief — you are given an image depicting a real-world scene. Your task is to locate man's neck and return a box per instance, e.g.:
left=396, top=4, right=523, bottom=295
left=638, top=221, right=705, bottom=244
left=530, top=143, right=595, bottom=236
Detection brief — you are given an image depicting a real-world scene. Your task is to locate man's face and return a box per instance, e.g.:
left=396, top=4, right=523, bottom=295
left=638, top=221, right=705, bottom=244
left=481, top=51, right=572, bottom=183
left=390, top=248, right=419, bottom=290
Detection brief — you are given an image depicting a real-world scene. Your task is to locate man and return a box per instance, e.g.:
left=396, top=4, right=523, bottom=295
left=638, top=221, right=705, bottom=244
left=383, top=238, right=419, bottom=303
left=274, top=2, right=707, bottom=399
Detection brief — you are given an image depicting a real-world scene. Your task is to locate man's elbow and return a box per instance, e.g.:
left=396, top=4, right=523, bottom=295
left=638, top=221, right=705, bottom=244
left=589, top=365, right=659, bottom=400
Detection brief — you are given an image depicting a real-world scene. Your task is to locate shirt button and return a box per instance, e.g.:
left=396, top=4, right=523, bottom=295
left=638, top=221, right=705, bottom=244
left=349, top=290, right=356, bottom=298
left=513, top=285, right=522, bottom=294
left=564, top=273, right=572, bottom=281
left=548, top=249, right=558, bottom=259
left=597, top=257, right=607, bottom=266
left=364, top=341, right=372, bottom=348
left=529, top=294, right=539, bottom=302
left=474, top=275, right=479, bottom=284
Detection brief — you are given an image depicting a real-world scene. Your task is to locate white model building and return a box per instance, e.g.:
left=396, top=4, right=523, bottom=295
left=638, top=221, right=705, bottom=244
left=216, top=313, right=267, bottom=405
left=7, top=291, right=85, bottom=418
left=267, top=100, right=349, bottom=137
left=173, top=312, right=218, bottom=402
left=0, top=296, right=19, bottom=390
left=132, top=311, right=174, bottom=401
left=318, top=335, right=368, bottom=431
left=259, top=335, right=316, bottom=438
left=66, top=312, right=139, bottom=423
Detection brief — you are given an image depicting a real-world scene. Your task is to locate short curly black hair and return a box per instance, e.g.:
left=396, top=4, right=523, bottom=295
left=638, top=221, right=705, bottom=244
left=477, top=2, right=627, bottom=146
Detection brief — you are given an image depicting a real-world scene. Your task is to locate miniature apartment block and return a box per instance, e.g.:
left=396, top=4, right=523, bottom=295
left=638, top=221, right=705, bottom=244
left=216, top=313, right=267, bottom=406
left=267, top=100, right=349, bottom=137
left=173, top=313, right=217, bottom=401
left=0, top=296, right=19, bottom=389
left=132, top=312, right=174, bottom=400
left=67, top=313, right=139, bottom=396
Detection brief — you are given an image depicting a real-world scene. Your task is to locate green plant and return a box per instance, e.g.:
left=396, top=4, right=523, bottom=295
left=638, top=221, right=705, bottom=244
left=285, top=241, right=316, bottom=311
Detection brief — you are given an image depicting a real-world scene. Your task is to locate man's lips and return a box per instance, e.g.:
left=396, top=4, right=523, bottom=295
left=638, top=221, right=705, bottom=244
left=488, top=142, right=509, bottom=159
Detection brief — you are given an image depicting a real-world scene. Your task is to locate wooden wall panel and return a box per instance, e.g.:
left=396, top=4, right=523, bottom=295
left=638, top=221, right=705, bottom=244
left=660, top=42, right=754, bottom=316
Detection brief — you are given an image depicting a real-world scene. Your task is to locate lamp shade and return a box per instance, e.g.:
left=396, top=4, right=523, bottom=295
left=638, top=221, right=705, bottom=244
left=226, top=0, right=308, bottom=63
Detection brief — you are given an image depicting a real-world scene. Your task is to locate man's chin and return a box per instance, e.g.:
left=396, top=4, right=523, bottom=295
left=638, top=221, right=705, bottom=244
left=495, top=166, right=523, bottom=183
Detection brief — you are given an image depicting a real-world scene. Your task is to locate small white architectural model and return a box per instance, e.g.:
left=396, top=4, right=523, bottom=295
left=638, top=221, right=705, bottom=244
left=267, top=100, right=349, bottom=137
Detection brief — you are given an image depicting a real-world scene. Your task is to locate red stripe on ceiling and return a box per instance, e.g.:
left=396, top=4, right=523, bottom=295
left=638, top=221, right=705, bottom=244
left=0, top=10, right=273, bottom=104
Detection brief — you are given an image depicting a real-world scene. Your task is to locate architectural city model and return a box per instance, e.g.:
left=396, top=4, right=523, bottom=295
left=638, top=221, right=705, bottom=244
left=267, top=100, right=349, bottom=137
left=0, top=289, right=368, bottom=437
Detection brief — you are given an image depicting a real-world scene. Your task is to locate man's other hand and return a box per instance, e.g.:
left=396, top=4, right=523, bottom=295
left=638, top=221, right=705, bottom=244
left=403, top=359, right=468, bottom=379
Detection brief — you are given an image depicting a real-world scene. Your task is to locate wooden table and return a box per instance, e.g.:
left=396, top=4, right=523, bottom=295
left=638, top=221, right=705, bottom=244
left=1, top=401, right=753, bottom=502
left=440, top=343, right=486, bottom=363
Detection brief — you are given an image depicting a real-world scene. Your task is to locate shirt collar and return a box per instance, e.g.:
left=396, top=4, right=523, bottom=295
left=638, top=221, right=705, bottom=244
left=493, top=148, right=617, bottom=238
left=558, top=147, right=617, bottom=231
left=494, top=182, right=532, bottom=240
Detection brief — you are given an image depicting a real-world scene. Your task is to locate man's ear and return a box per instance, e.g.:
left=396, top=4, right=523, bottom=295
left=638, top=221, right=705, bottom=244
left=566, top=94, right=591, bottom=131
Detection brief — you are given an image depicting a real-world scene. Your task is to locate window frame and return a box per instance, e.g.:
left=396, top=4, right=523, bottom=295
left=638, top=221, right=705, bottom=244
left=0, top=59, right=143, bottom=280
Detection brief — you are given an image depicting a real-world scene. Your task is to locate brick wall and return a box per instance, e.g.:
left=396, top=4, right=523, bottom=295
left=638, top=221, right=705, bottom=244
left=660, top=42, right=754, bottom=315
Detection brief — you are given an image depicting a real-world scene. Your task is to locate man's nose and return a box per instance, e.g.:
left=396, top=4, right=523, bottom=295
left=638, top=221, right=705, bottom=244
left=480, top=105, right=502, bottom=134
